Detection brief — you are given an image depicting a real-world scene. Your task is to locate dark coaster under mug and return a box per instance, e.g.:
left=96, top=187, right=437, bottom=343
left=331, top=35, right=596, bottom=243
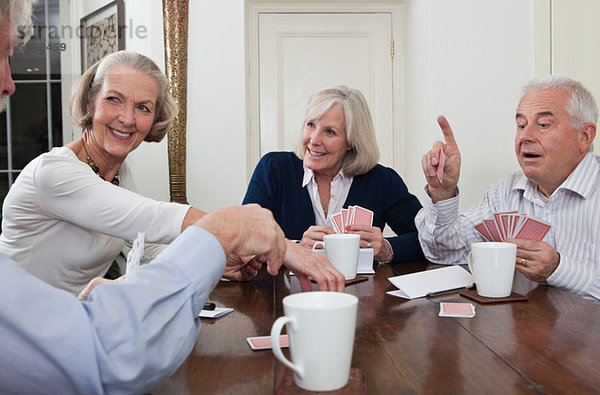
left=460, top=289, right=528, bottom=303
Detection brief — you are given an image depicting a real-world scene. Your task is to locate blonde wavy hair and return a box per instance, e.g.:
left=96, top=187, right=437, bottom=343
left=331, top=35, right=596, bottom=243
left=69, top=50, right=178, bottom=142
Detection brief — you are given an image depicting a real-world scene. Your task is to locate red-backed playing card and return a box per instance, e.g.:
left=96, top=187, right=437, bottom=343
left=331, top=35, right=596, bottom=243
left=514, top=217, right=551, bottom=241
left=348, top=206, right=356, bottom=225
left=483, top=219, right=502, bottom=242
left=341, top=208, right=349, bottom=230
left=247, top=335, right=289, bottom=351
left=494, top=211, right=517, bottom=240
left=474, top=222, right=493, bottom=242
left=353, top=206, right=373, bottom=227
left=330, top=213, right=344, bottom=234
left=439, top=302, right=475, bottom=318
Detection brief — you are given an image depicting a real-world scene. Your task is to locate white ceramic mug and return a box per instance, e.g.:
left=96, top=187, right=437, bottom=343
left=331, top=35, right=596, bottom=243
left=468, top=242, right=517, bottom=298
left=271, top=292, right=358, bottom=391
left=312, top=234, right=360, bottom=280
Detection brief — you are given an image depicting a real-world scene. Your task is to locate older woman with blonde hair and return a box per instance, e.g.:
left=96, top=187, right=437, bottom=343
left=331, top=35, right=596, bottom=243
left=0, top=51, right=248, bottom=294
left=244, top=85, right=423, bottom=263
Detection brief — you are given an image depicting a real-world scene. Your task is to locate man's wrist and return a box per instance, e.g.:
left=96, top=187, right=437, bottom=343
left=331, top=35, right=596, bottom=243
left=428, top=185, right=458, bottom=204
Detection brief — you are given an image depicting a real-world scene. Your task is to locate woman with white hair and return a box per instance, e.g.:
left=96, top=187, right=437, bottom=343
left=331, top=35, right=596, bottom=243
left=244, top=85, right=423, bottom=263
left=0, top=51, right=260, bottom=294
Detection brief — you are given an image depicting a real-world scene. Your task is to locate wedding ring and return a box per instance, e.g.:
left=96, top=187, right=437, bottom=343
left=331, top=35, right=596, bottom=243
left=519, top=258, right=526, bottom=266
left=366, top=242, right=372, bottom=248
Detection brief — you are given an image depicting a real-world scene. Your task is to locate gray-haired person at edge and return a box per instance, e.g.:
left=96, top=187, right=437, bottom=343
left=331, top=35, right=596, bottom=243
left=417, top=75, right=600, bottom=303
left=0, top=1, right=342, bottom=393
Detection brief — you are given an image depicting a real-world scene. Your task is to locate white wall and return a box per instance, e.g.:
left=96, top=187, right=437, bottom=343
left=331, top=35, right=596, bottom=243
left=126, top=0, right=248, bottom=209
left=64, top=0, right=543, bottom=213
left=403, top=0, right=533, bottom=210
left=185, top=0, right=248, bottom=210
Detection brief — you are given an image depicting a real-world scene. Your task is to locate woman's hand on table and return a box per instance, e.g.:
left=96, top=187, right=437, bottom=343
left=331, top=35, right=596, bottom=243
left=345, top=224, right=393, bottom=262
left=300, top=225, right=335, bottom=249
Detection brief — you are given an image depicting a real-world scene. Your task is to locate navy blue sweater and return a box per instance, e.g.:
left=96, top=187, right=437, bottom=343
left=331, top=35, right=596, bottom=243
left=243, top=152, right=424, bottom=262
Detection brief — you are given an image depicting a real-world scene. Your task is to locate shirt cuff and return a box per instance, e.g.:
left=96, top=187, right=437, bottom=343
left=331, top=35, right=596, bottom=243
left=422, top=185, right=461, bottom=225
left=378, top=239, right=394, bottom=264
left=546, top=253, right=591, bottom=293
left=156, top=226, right=226, bottom=310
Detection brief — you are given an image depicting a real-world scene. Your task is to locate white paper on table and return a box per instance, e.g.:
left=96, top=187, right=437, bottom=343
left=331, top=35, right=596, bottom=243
left=387, top=265, right=474, bottom=299
left=199, top=307, right=234, bottom=318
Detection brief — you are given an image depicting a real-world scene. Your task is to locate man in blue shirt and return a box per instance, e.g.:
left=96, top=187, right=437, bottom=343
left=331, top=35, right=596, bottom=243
left=0, top=1, right=343, bottom=393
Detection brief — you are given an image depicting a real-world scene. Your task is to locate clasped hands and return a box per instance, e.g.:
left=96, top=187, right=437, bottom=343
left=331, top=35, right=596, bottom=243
left=300, top=224, right=393, bottom=263
left=79, top=204, right=345, bottom=301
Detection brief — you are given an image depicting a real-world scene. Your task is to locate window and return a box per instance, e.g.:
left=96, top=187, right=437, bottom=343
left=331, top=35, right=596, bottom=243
left=0, top=0, right=62, bottom=214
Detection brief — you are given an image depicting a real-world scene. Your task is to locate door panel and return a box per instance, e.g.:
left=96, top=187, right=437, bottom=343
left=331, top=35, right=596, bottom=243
left=258, top=13, right=394, bottom=167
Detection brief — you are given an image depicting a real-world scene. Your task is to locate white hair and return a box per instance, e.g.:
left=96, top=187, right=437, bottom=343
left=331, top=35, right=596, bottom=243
left=522, top=75, right=598, bottom=129
left=0, top=0, right=37, bottom=42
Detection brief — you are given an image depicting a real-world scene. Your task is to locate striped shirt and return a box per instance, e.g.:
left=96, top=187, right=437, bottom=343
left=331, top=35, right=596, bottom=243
left=415, top=153, right=600, bottom=303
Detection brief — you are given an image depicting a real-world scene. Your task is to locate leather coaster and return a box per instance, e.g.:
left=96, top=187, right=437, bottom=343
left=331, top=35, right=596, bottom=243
left=276, top=367, right=366, bottom=394
left=460, top=289, right=528, bottom=303
left=309, top=275, right=368, bottom=286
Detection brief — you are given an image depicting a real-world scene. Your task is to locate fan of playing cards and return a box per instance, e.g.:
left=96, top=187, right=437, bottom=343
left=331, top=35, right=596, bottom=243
left=474, top=212, right=551, bottom=242
left=329, top=205, right=373, bottom=233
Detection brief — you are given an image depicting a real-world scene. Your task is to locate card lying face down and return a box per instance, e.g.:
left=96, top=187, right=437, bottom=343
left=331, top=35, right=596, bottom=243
left=439, top=302, right=475, bottom=318
left=247, top=335, right=289, bottom=350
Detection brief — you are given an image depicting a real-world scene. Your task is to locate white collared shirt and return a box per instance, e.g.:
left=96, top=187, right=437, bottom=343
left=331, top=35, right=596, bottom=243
left=303, top=165, right=354, bottom=227
left=415, top=153, right=600, bottom=303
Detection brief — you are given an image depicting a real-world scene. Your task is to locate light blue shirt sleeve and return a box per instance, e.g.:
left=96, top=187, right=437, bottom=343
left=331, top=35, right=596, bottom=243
left=0, top=226, right=226, bottom=394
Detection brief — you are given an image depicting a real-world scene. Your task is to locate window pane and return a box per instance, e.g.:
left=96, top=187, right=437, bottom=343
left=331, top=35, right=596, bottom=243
left=10, top=84, right=49, bottom=169
left=51, top=82, right=63, bottom=147
left=49, top=0, right=62, bottom=79
left=0, top=112, right=6, bottom=168
left=11, top=1, right=47, bottom=80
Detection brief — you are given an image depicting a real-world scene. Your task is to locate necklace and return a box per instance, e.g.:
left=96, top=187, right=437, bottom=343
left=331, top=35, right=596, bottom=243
left=81, top=140, right=120, bottom=186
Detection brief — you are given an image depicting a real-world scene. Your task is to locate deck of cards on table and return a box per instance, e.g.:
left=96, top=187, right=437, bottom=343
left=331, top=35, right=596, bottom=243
left=330, top=205, right=373, bottom=233
left=474, top=212, right=551, bottom=242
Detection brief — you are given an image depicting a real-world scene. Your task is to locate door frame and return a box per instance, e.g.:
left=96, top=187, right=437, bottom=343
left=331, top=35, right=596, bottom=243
left=247, top=2, right=405, bottom=180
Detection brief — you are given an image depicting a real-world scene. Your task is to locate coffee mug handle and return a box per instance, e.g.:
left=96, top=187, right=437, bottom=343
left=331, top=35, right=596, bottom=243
left=312, top=241, right=325, bottom=251
left=467, top=251, right=475, bottom=277
left=270, top=316, right=304, bottom=378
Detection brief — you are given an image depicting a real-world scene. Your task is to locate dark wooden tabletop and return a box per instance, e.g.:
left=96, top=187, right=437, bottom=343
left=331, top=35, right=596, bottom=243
left=153, top=261, right=600, bottom=394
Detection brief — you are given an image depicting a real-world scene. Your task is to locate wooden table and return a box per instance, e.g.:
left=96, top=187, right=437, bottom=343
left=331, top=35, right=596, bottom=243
left=153, top=261, right=600, bottom=394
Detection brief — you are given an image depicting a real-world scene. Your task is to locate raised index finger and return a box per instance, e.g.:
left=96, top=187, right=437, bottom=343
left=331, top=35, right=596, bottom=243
left=437, top=115, right=458, bottom=148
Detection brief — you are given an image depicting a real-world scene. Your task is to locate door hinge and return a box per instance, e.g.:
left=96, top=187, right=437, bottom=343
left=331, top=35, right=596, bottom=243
left=391, top=39, right=395, bottom=59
